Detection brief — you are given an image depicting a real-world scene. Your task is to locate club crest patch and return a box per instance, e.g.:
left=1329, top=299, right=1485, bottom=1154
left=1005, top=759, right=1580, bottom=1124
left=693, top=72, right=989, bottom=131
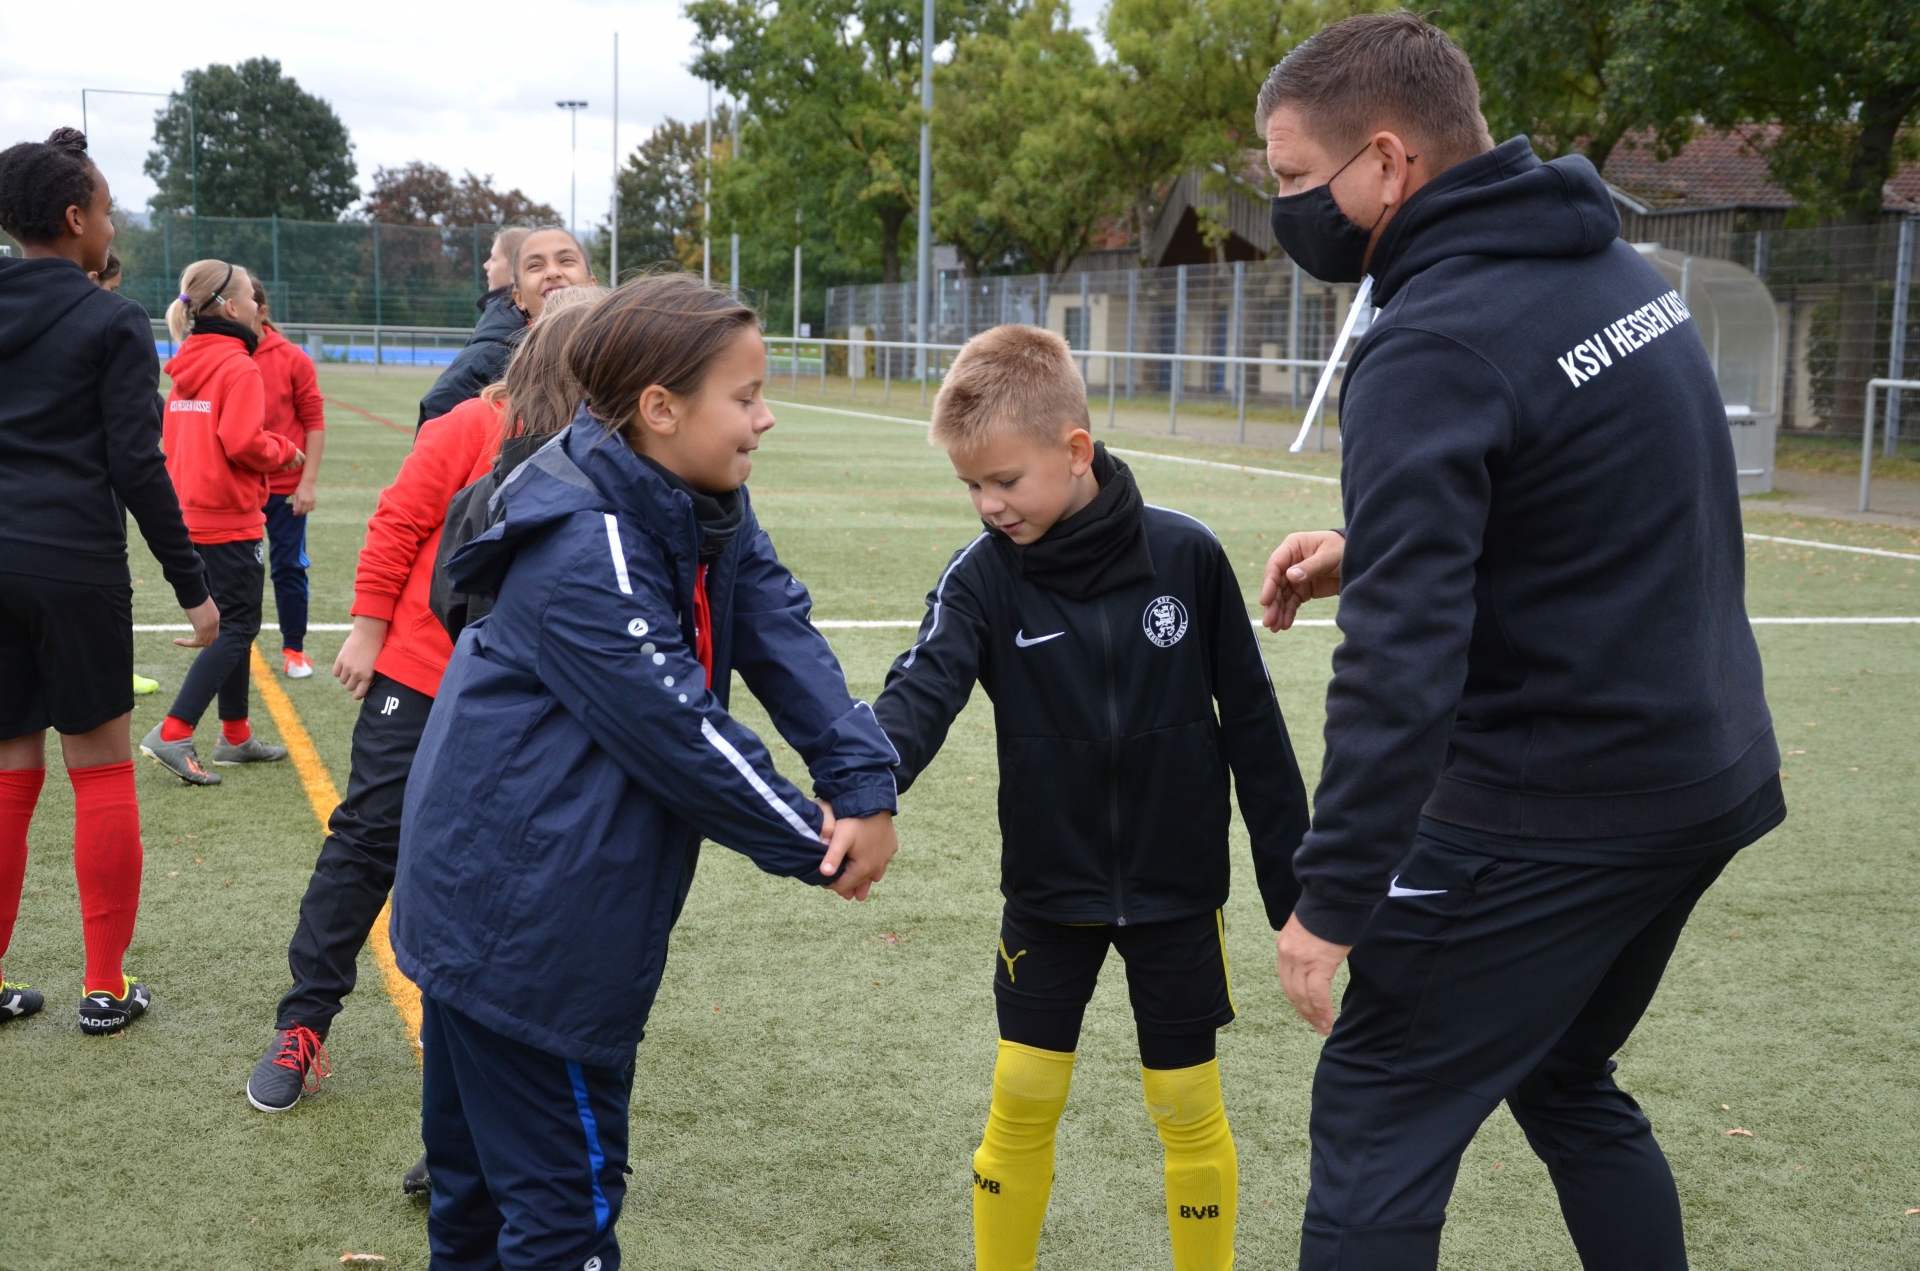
left=1142, top=595, right=1189, bottom=648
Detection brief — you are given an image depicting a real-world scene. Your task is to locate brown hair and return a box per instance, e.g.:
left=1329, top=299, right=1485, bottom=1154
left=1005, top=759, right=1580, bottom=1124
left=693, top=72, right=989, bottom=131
left=97, top=248, right=121, bottom=284
left=248, top=273, right=279, bottom=331
left=1256, top=11, right=1491, bottom=169
left=481, top=284, right=608, bottom=438
left=493, top=225, right=530, bottom=272
left=166, top=259, right=249, bottom=342
left=929, top=324, right=1089, bottom=452
left=566, top=274, right=759, bottom=442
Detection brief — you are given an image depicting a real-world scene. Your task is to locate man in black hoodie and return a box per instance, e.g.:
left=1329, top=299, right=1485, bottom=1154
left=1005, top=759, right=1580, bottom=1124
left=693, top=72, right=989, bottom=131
left=1250, top=15, right=1781, bottom=1271
left=0, top=128, right=216, bottom=1029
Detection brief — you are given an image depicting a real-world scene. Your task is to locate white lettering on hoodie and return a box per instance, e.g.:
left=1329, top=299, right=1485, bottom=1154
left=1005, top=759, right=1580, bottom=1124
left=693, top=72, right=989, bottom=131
left=1555, top=290, right=1691, bottom=387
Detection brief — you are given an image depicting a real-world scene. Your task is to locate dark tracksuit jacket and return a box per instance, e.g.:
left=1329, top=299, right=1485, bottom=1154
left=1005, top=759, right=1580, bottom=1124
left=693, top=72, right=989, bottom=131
left=874, top=447, right=1309, bottom=930
left=415, top=286, right=526, bottom=429
left=1294, top=137, right=1781, bottom=947
left=0, top=256, right=205, bottom=608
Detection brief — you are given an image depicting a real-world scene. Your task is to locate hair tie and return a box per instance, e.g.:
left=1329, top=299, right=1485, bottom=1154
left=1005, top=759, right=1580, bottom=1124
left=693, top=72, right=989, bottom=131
left=178, top=293, right=191, bottom=303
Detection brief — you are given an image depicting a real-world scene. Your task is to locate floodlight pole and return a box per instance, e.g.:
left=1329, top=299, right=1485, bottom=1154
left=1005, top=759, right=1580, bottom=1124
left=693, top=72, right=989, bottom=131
left=557, top=100, right=588, bottom=237
left=915, top=0, right=934, bottom=387
left=611, top=35, right=620, bottom=285
left=82, top=86, right=193, bottom=251
left=704, top=85, right=713, bottom=287
left=730, top=104, right=741, bottom=295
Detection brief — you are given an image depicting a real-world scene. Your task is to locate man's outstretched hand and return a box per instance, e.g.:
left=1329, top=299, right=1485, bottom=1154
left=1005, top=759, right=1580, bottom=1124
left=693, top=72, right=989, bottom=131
left=1276, top=913, right=1352, bottom=1037
left=1260, top=530, right=1345, bottom=631
left=819, top=810, right=898, bottom=901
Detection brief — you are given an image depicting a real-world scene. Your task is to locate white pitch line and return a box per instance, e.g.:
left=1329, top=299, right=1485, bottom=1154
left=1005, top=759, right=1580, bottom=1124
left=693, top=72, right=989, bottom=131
left=766, top=398, right=1342, bottom=485
left=1744, top=533, right=1920, bottom=562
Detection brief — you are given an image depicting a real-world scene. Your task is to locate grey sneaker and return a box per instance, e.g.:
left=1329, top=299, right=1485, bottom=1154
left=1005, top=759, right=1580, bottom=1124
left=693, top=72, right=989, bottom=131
left=140, top=724, right=221, bottom=785
left=212, top=735, right=288, bottom=765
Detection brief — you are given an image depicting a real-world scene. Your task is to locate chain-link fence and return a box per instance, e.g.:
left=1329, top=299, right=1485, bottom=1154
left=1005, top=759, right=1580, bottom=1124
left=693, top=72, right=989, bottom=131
left=3, top=214, right=511, bottom=328
left=829, top=261, right=1361, bottom=414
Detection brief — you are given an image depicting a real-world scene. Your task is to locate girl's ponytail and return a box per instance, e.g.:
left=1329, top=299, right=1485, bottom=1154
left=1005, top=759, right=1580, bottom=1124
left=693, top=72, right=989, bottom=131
left=167, top=258, right=239, bottom=342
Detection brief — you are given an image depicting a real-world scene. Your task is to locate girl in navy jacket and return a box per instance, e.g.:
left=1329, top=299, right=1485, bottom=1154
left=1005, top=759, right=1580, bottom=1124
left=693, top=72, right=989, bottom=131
left=391, top=276, right=898, bottom=1270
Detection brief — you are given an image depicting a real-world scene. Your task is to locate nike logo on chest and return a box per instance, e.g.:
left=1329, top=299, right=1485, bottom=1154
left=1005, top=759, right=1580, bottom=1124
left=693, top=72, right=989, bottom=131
left=1014, top=630, right=1064, bottom=648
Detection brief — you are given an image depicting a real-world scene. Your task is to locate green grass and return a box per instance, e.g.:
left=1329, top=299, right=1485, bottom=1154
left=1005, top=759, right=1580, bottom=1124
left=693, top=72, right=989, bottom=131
left=1776, top=430, right=1920, bottom=482
left=3, top=365, right=1919, bottom=1268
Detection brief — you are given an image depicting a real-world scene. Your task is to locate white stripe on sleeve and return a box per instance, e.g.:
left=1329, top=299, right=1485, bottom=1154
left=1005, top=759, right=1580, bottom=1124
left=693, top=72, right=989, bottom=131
left=902, top=534, right=990, bottom=668
left=603, top=514, right=632, bottom=595
left=699, top=718, right=817, bottom=840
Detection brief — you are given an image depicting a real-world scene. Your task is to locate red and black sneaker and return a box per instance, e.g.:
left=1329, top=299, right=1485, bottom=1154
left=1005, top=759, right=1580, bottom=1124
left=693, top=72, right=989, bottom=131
left=246, top=1024, right=330, bottom=1113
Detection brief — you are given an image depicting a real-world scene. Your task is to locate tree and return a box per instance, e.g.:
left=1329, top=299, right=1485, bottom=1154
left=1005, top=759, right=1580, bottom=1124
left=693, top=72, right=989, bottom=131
left=935, top=0, right=1121, bottom=276
left=1100, top=0, right=1379, bottom=261
left=690, top=0, right=998, bottom=283
left=1448, top=0, right=1678, bottom=170
left=146, top=58, right=357, bottom=219
left=362, top=161, right=560, bottom=227
left=607, top=109, right=733, bottom=274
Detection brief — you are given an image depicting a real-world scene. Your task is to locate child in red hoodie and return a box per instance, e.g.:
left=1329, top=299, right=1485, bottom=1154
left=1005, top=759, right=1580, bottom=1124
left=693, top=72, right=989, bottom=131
left=249, top=278, right=326, bottom=679
left=246, top=286, right=606, bottom=1132
left=141, top=260, right=304, bottom=785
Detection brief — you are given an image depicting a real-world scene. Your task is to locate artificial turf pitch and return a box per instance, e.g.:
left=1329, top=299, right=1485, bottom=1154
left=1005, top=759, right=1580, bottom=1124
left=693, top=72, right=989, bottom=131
left=3, top=364, right=1918, bottom=1269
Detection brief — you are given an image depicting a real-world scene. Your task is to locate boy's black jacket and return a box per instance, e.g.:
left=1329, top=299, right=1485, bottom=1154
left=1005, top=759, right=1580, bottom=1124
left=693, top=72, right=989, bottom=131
left=0, top=256, right=206, bottom=608
left=1296, top=137, right=1779, bottom=945
left=875, top=446, right=1309, bottom=929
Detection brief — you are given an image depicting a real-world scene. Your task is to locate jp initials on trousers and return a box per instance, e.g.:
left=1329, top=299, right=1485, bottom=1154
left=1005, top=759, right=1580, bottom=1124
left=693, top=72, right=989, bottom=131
left=1300, top=831, right=1741, bottom=1271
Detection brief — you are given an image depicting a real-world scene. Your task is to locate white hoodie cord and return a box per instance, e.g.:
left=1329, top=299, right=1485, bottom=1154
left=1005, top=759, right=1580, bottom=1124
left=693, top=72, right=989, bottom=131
left=1289, top=274, right=1374, bottom=454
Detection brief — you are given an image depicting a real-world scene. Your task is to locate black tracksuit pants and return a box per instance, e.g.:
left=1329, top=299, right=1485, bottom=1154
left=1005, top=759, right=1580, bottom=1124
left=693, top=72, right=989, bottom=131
left=1300, top=829, right=1741, bottom=1271
left=275, top=674, right=433, bottom=1035
left=168, top=539, right=264, bottom=726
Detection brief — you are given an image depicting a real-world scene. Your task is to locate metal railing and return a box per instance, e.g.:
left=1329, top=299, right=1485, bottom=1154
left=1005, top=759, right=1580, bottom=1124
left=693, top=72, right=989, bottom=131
left=762, top=334, right=1350, bottom=445
left=150, top=319, right=474, bottom=367
left=1860, top=378, right=1920, bottom=511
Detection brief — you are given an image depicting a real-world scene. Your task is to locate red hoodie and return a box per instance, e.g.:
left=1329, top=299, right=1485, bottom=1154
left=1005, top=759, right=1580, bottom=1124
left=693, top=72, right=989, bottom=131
left=354, top=395, right=503, bottom=698
left=255, top=326, right=325, bottom=496
left=162, top=333, right=300, bottom=543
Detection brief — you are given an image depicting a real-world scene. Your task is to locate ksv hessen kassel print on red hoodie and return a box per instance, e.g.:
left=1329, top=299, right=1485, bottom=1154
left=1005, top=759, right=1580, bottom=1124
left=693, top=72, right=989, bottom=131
left=162, top=332, right=300, bottom=544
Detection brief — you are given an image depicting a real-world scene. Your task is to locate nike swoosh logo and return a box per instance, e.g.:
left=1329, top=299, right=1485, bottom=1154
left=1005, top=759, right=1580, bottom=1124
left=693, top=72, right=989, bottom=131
left=1014, top=630, right=1064, bottom=648
left=1387, top=876, right=1447, bottom=898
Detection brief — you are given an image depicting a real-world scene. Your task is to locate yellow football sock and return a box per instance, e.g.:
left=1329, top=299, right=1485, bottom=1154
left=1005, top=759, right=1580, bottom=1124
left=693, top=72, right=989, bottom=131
left=1143, top=1060, right=1238, bottom=1271
left=973, top=1040, right=1075, bottom=1271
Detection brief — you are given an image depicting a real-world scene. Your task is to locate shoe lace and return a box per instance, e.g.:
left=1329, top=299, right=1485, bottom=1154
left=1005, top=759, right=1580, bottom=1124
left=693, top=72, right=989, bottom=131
left=1, top=980, right=28, bottom=990
left=272, top=1024, right=332, bottom=1092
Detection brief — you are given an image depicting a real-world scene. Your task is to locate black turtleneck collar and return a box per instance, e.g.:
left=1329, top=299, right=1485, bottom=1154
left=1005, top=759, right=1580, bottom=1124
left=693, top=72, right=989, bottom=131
left=637, top=454, right=746, bottom=564
left=192, top=315, right=261, bottom=355
left=991, top=442, right=1155, bottom=601
left=478, top=283, right=511, bottom=314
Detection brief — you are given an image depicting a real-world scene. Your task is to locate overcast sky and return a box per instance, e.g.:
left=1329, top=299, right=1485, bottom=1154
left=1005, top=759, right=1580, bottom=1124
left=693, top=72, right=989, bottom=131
left=3, top=0, right=1106, bottom=235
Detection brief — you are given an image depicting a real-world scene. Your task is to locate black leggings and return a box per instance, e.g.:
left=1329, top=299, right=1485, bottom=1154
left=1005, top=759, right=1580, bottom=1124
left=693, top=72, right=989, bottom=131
left=993, top=906, right=1235, bottom=1070
left=168, top=539, right=264, bottom=725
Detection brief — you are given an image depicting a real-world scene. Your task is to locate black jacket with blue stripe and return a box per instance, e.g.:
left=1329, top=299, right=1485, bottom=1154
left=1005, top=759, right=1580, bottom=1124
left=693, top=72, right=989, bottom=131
left=874, top=487, right=1308, bottom=929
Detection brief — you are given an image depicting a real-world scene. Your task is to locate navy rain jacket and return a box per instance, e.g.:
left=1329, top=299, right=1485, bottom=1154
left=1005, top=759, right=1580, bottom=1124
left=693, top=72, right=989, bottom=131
left=415, top=288, right=527, bottom=429
left=391, top=419, right=899, bottom=1066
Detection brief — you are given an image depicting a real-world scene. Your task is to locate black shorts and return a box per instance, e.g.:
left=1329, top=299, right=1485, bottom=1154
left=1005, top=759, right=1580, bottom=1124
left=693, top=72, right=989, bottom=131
left=0, top=570, right=135, bottom=738
left=993, top=905, right=1236, bottom=1069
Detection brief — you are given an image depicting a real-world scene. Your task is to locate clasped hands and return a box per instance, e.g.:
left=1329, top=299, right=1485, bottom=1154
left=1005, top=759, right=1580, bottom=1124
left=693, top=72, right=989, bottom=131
left=811, top=801, right=897, bottom=902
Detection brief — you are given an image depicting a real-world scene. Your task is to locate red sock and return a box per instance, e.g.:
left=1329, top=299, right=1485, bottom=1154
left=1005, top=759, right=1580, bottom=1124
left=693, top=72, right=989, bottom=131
left=0, top=768, right=45, bottom=982
left=160, top=716, right=194, bottom=743
left=221, top=719, right=251, bottom=745
left=70, top=762, right=142, bottom=996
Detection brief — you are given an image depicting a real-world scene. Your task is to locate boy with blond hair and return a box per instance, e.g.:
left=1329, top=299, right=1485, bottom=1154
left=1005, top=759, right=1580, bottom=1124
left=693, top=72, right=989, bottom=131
left=874, top=325, right=1310, bottom=1271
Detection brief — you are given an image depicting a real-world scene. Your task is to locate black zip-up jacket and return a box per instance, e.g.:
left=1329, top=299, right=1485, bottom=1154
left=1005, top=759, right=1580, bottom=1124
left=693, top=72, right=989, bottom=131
left=1294, top=137, right=1779, bottom=945
left=0, top=256, right=206, bottom=607
left=875, top=448, right=1309, bottom=928
left=416, top=286, right=527, bottom=428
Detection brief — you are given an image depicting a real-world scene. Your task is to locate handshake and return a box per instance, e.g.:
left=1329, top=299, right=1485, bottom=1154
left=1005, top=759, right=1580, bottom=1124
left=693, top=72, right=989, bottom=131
left=810, top=804, right=897, bottom=902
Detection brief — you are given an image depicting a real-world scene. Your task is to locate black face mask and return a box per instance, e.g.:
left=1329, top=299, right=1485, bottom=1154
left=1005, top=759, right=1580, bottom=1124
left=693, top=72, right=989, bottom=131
left=1269, top=143, right=1399, bottom=283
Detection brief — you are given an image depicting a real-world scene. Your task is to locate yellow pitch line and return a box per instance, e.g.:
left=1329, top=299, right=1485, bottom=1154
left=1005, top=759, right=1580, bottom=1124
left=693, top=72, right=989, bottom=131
left=249, top=645, right=423, bottom=1051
